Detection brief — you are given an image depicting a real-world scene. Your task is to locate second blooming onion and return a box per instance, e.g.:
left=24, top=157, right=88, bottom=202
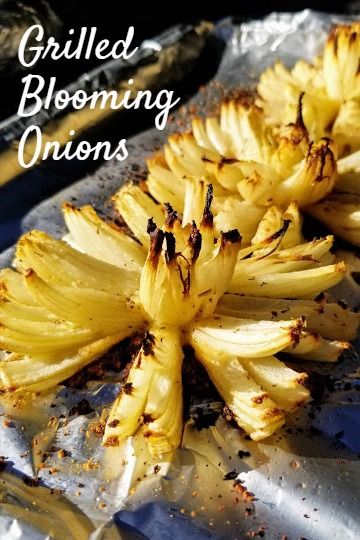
left=139, top=23, right=360, bottom=248
left=257, top=21, right=360, bottom=246
left=0, top=185, right=357, bottom=457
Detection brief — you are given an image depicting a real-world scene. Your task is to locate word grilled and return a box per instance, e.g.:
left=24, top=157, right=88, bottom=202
left=17, top=25, right=180, bottom=167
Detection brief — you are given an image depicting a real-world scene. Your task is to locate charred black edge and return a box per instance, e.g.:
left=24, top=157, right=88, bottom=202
left=315, top=292, right=326, bottom=303
left=141, top=413, right=154, bottom=425
left=306, top=140, right=314, bottom=159
left=24, top=268, right=35, bottom=279
left=142, top=330, right=156, bottom=356
left=295, top=91, right=307, bottom=133
left=328, top=25, right=339, bottom=54
left=164, top=202, right=179, bottom=228
left=147, top=217, right=157, bottom=234
left=201, top=155, right=240, bottom=169
left=290, top=316, right=306, bottom=347
left=328, top=23, right=359, bottom=53
left=135, top=330, right=156, bottom=368
left=220, top=229, right=242, bottom=249
left=316, top=138, right=332, bottom=182
left=176, top=254, right=192, bottom=296
left=201, top=184, right=214, bottom=228
left=107, top=419, right=120, bottom=428
left=135, top=351, right=143, bottom=368
left=62, top=201, right=77, bottom=212
left=22, top=475, right=39, bottom=487
left=350, top=30, right=358, bottom=44
left=149, top=227, right=164, bottom=265
left=266, top=219, right=291, bottom=243
left=188, top=221, right=202, bottom=263
left=219, top=156, right=239, bottom=169
left=307, top=137, right=334, bottom=182
left=314, top=291, right=326, bottom=313
left=165, top=231, right=177, bottom=264
left=256, top=219, right=290, bottom=260
left=122, top=382, right=133, bottom=395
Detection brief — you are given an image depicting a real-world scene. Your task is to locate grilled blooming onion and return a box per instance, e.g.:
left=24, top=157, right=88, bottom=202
left=144, top=94, right=337, bottom=245
left=0, top=184, right=357, bottom=457
left=257, top=21, right=360, bottom=246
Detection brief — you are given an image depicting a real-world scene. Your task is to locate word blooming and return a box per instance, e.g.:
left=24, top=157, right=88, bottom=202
left=16, top=25, right=180, bottom=167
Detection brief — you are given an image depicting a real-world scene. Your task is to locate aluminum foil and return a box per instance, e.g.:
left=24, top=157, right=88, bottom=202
left=1, top=10, right=360, bottom=540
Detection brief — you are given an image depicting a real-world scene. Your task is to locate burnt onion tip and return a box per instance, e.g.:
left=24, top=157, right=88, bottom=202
left=164, top=202, right=179, bottom=228
left=201, top=184, right=214, bottom=227
left=165, top=231, right=177, bottom=263
left=149, top=228, right=164, bottom=262
left=295, top=91, right=307, bottom=132
left=142, top=331, right=155, bottom=356
left=147, top=218, right=157, bottom=234
left=188, top=221, right=202, bottom=262
left=221, top=229, right=242, bottom=247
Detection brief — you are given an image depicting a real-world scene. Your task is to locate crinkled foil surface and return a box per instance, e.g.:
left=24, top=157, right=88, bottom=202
left=1, top=10, right=360, bottom=540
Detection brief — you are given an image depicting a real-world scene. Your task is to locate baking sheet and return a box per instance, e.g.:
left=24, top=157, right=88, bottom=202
left=1, top=10, right=360, bottom=540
